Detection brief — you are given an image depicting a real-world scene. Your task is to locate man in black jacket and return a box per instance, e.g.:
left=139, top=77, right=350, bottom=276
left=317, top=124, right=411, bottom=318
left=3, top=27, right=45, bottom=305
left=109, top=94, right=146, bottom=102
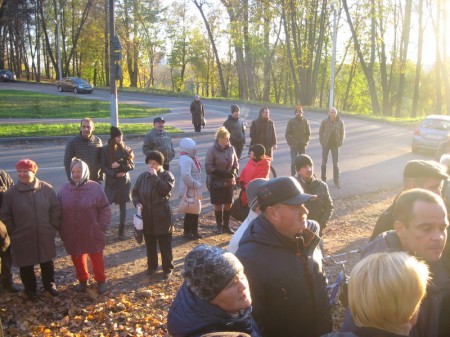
left=64, top=118, right=103, bottom=182
left=235, top=177, right=332, bottom=337
left=223, top=104, right=246, bottom=159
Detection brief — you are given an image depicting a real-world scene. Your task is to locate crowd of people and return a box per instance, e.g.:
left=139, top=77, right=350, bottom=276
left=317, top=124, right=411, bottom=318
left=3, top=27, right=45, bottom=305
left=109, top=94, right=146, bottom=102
left=2, top=101, right=450, bottom=337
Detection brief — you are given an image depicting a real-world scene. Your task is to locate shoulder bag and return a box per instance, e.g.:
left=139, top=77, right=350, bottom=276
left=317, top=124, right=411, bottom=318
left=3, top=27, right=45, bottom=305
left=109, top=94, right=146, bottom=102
left=178, top=188, right=202, bottom=215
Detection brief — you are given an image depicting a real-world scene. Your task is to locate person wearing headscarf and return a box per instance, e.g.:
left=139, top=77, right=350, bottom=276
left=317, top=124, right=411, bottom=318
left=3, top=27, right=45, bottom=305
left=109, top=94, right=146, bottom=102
left=238, top=144, right=271, bottom=206
left=0, top=159, right=61, bottom=301
left=132, top=151, right=175, bottom=279
left=178, top=138, right=203, bottom=240
left=100, top=126, right=134, bottom=240
left=57, top=158, right=111, bottom=294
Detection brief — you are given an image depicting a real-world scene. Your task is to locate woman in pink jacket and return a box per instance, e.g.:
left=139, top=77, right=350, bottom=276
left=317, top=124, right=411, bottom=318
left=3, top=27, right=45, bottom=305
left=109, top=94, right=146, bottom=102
left=58, top=159, right=111, bottom=294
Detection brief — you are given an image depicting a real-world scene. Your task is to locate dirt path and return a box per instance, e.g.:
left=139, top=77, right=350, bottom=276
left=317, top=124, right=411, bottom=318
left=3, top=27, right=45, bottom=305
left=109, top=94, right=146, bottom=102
left=0, top=187, right=398, bottom=336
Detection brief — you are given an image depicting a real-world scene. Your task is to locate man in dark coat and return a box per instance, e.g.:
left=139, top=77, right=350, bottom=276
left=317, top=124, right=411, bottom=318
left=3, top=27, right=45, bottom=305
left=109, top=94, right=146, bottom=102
left=343, top=188, right=450, bottom=337
left=249, top=107, right=277, bottom=158
left=319, top=107, right=345, bottom=188
left=0, top=169, right=20, bottom=293
left=223, top=104, right=246, bottom=159
left=190, top=95, right=205, bottom=132
left=295, top=155, right=333, bottom=236
left=235, top=177, right=332, bottom=337
left=64, top=118, right=103, bottom=182
left=142, top=116, right=175, bottom=171
left=285, top=106, right=311, bottom=176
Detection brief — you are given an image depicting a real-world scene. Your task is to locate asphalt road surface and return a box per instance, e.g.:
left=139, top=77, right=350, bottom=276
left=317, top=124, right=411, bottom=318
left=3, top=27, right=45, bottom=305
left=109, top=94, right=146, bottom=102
left=0, top=81, right=430, bottom=202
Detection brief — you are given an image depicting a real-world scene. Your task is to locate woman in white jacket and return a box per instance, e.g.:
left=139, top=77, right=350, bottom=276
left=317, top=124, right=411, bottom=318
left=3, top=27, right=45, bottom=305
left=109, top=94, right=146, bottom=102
left=178, top=138, right=203, bottom=239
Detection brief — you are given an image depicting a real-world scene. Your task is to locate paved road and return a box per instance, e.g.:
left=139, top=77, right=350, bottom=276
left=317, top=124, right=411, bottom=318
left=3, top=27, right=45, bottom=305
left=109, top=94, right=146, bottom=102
left=0, top=81, right=429, bottom=202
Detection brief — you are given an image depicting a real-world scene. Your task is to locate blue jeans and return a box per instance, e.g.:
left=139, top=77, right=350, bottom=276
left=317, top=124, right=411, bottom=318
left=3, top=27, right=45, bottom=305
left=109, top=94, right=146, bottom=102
left=290, top=145, right=306, bottom=176
left=321, top=146, right=339, bottom=182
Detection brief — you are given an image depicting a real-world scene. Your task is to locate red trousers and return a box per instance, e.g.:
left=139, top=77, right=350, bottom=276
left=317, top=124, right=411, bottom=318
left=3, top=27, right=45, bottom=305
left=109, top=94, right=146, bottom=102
left=71, top=251, right=106, bottom=283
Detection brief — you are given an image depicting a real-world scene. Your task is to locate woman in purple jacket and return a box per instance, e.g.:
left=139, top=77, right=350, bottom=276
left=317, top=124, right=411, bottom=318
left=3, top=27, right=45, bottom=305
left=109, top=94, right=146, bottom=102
left=58, top=159, right=111, bottom=294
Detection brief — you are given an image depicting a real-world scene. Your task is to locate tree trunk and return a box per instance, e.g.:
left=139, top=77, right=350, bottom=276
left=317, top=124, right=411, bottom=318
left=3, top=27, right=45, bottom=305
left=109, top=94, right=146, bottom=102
left=412, top=0, right=424, bottom=118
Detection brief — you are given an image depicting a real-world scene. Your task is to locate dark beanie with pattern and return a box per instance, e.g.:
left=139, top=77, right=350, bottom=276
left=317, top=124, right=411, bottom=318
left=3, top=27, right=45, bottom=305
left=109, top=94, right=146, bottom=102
left=182, top=244, right=243, bottom=302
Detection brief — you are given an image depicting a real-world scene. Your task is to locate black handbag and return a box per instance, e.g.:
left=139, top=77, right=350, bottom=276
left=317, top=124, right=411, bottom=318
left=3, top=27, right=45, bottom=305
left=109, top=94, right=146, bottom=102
left=207, top=175, right=227, bottom=190
left=230, top=191, right=250, bottom=221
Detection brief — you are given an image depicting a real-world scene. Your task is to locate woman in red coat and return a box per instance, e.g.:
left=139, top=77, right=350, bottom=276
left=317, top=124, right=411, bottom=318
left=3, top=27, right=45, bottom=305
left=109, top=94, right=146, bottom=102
left=239, top=144, right=271, bottom=205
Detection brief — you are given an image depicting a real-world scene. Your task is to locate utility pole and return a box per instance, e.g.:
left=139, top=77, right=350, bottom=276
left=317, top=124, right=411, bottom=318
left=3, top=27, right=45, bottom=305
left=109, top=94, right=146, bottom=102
left=109, top=0, right=120, bottom=127
left=329, top=3, right=338, bottom=109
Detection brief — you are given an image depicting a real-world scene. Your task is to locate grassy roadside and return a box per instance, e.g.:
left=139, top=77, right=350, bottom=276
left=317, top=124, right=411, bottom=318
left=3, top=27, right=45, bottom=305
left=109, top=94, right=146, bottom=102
left=0, top=123, right=181, bottom=138
left=0, top=90, right=168, bottom=119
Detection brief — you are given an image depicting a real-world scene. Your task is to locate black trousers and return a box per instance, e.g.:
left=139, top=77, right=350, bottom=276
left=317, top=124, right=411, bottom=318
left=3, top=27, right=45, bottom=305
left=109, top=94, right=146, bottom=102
left=232, top=142, right=244, bottom=159
left=183, top=213, right=199, bottom=233
left=144, top=233, right=174, bottom=272
left=194, top=124, right=202, bottom=132
left=19, top=260, right=55, bottom=292
left=0, top=246, right=13, bottom=286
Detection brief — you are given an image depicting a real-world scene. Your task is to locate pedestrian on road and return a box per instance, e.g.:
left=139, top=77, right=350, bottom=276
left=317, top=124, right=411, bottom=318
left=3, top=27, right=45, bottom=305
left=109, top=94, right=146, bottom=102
left=64, top=117, right=103, bottom=183
left=249, top=107, right=277, bottom=158
left=100, top=126, right=134, bottom=240
left=235, top=177, right=332, bottom=337
left=142, top=116, right=175, bottom=171
left=190, top=95, right=206, bottom=132
left=0, top=159, right=61, bottom=301
left=57, top=158, right=111, bottom=294
left=285, top=105, right=311, bottom=176
left=205, top=127, right=239, bottom=235
left=319, top=107, right=345, bottom=188
left=0, top=169, right=21, bottom=294
left=167, top=244, right=260, bottom=337
left=295, top=154, right=333, bottom=236
left=178, top=137, right=203, bottom=240
left=223, top=104, right=246, bottom=159
left=132, top=151, right=175, bottom=279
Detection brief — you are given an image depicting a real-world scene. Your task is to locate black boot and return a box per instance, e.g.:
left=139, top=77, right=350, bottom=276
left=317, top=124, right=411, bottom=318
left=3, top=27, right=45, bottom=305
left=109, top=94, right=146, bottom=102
left=191, top=219, right=202, bottom=239
left=2, top=280, right=21, bottom=293
left=214, top=211, right=223, bottom=233
left=118, top=224, right=125, bottom=240
left=321, top=165, right=327, bottom=181
left=222, top=210, right=234, bottom=234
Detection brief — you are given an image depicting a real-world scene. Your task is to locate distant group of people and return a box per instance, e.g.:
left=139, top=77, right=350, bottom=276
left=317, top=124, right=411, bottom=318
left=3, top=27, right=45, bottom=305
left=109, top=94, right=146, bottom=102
left=4, top=100, right=450, bottom=337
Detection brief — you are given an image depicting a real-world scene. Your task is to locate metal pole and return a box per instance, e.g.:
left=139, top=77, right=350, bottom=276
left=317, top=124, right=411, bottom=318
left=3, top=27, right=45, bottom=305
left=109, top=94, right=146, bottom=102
left=329, top=4, right=337, bottom=109
left=109, top=0, right=119, bottom=127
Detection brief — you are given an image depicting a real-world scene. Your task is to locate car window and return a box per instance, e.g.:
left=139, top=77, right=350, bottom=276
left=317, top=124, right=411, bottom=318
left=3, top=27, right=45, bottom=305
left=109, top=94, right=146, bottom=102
left=422, top=119, right=450, bottom=130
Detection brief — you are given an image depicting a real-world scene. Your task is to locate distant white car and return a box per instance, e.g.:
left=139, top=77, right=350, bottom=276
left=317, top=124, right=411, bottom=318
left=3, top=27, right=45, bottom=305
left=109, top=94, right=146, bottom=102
left=56, top=77, right=94, bottom=94
left=411, top=115, right=450, bottom=153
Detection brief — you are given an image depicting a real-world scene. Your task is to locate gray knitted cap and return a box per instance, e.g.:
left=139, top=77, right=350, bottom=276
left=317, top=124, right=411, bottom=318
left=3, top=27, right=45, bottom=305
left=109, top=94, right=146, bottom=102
left=182, top=244, right=243, bottom=302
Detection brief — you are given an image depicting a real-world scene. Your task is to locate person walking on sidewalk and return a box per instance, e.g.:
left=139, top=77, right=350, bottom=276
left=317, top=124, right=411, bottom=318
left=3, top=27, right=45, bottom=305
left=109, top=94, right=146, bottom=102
left=178, top=138, right=203, bottom=240
left=190, top=95, right=206, bottom=132
left=100, top=126, right=134, bottom=240
left=58, top=158, right=111, bottom=294
left=319, top=107, right=345, bottom=188
left=223, top=104, right=246, bottom=159
left=205, top=127, right=239, bottom=234
left=285, top=105, right=311, bottom=176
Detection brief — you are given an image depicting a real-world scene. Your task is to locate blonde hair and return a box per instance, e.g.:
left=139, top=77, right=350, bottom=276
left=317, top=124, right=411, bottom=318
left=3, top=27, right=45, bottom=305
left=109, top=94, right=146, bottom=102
left=349, top=252, right=429, bottom=335
left=215, top=126, right=230, bottom=140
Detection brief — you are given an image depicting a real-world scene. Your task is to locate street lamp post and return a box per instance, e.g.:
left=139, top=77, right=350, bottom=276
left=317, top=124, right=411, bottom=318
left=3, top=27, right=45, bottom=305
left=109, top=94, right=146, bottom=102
left=329, top=3, right=337, bottom=109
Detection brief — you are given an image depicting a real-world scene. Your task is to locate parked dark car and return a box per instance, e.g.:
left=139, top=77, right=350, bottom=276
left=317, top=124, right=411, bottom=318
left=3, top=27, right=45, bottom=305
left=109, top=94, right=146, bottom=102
left=0, top=69, right=16, bottom=82
left=56, top=77, right=94, bottom=94
left=411, top=115, right=450, bottom=153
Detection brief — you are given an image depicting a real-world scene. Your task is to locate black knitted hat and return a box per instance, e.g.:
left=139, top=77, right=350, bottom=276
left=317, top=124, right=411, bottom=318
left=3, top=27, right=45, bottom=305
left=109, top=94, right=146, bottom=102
left=110, top=126, right=123, bottom=139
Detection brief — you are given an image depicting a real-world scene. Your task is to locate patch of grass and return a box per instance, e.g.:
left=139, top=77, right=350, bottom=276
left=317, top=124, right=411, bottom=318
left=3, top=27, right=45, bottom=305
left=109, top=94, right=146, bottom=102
left=0, top=123, right=181, bottom=138
left=0, top=90, right=168, bottom=119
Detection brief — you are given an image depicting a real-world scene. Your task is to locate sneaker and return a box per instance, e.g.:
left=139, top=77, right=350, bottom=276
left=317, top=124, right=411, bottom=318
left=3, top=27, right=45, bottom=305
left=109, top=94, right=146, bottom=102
left=97, top=282, right=107, bottom=294
left=75, top=281, right=87, bottom=293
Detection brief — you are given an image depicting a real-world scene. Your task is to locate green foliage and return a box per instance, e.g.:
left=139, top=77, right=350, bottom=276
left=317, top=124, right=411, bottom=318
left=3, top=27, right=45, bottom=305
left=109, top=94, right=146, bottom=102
left=0, top=90, right=168, bottom=119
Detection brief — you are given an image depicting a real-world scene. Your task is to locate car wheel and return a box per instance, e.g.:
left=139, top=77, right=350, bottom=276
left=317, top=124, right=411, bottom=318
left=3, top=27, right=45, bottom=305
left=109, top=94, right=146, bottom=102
left=73, top=88, right=78, bottom=94
left=57, top=86, right=63, bottom=92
